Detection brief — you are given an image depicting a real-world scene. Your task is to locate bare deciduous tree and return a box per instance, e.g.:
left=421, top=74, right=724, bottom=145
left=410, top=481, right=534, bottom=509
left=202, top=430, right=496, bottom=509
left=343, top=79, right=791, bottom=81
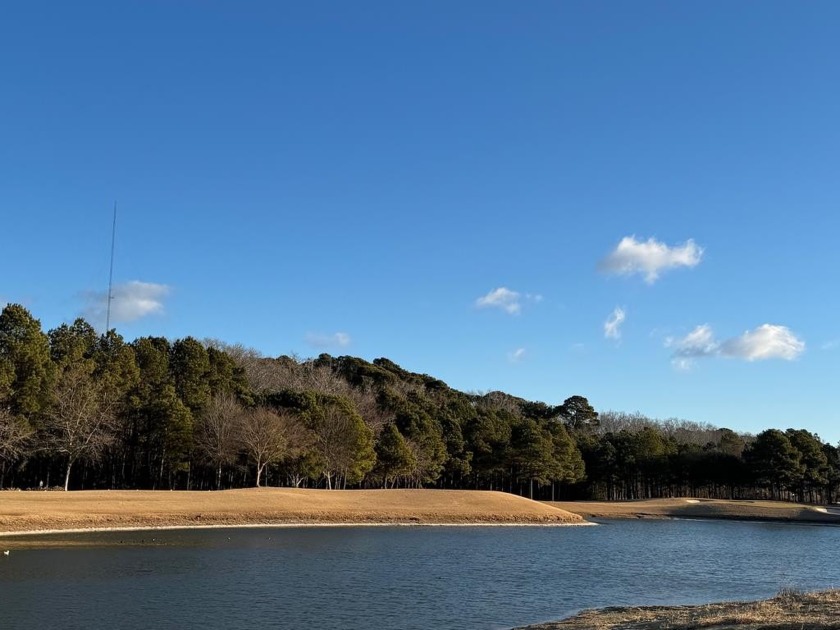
left=46, top=366, right=116, bottom=491
left=195, top=395, right=242, bottom=489
left=202, top=339, right=277, bottom=393
left=299, top=363, right=349, bottom=396
left=345, top=388, right=392, bottom=438
left=239, top=407, right=308, bottom=487
left=473, top=390, right=523, bottom=416
left=0, top=407, right=34, bottom=488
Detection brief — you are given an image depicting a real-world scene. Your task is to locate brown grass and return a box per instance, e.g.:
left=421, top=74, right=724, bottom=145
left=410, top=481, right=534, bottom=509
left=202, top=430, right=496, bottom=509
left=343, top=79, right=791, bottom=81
left=548, top=498, right=840, bottom=524
left=0, top=488, right=584, bottom=536
left=519, top=589, right=840, bottom=629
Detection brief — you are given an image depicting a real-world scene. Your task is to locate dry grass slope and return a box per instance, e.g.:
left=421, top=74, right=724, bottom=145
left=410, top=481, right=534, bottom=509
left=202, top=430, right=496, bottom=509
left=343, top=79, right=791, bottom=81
left=521, top=589, right=840, bottom=630
left=0, top=488, right=584, bottom=536
left=549, top=498, right=840, bottom=525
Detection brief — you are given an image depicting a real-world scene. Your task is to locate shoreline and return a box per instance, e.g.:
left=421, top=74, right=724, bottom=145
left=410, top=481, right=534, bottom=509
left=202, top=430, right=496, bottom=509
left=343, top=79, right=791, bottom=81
left=0, top=520, right=593, bottom=540
left=4, top=492, right=839, bottom=541
left=0, top=488, right=585, bottom=539
left=549, top=497, right=840, bottom=526
left=515, top=589, right=840, bottom=629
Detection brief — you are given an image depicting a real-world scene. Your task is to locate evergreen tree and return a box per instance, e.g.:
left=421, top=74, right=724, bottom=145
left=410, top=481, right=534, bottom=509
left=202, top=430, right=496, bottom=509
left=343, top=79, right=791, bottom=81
left=510, top=418, right=555, bottom=498
left=373, top=423, right=416, bottom=488
left=0, top=304, right=53, bottom=418
left=786, top=429, right=829, bottom=502
left=308, top=395, right=375, bottom=489
left=171, top=337, right=212, bottom=416
left=745, top=429, right=804, bottom=499
left=558, top=395, right=599, bottom=433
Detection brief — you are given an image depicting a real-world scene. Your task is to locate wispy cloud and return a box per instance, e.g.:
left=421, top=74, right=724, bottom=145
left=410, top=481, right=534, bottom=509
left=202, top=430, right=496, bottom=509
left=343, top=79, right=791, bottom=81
left=821, top=339, right=840, bottom=351
left=667, top=323, right=804, bottom=369
left=475, top=287, right=542, bottom=315
left=599, top=236, right=703, bottom=284
left=604, top=307, right=626, bottom=340
left=305, top=331, right=351, bottom=349
left=667, top=324, right=718, bottom=369
left=508, top=347, right=527, bottom=363
left=476, top=287, right=521, bottom=314
left=83, top=281, right=171, bottom=328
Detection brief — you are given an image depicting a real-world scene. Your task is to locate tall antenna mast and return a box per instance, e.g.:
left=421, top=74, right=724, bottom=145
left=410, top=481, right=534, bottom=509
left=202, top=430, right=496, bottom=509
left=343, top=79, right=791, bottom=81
left=105, top=202, right=117, bottom=333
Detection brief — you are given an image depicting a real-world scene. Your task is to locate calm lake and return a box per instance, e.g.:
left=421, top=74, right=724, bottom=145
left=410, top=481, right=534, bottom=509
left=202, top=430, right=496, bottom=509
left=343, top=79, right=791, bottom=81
left=1, top=519, right=839, bottom=629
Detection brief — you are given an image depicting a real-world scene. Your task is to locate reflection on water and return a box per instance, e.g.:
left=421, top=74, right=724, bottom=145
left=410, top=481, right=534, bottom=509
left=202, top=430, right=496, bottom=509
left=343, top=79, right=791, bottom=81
left=1, top=520, right=839, bottom=629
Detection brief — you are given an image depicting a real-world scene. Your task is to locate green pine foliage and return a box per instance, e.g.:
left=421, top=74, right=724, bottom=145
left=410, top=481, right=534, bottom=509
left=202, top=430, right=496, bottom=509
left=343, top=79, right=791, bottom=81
left=0, top=304, right=54, bottom=418
left=1, top=302, right=839, bottom=502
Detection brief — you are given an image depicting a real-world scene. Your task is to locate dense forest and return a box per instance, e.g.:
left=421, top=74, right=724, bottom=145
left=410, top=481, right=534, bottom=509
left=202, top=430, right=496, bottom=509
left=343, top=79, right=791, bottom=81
left=1, top=303, right=838, bottom=504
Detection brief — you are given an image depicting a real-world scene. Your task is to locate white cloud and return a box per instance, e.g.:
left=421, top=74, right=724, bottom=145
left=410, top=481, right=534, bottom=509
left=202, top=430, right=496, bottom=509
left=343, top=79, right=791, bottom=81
left=720, top=325, right=805, bottom=361
left=305, top=331, right=351, bottom=349
left=475, top=287, right=541, bottom=315
left=599, top=236, right=703, bottom=284
left=83, top=281, right=171, bottom=327
left=508, top=347, right=527, bottom=363
left=476, top=287, right=522, bottom=314
left=604, top=307, right=626, bottom=340
left=667, top=323, right=804, bottom=368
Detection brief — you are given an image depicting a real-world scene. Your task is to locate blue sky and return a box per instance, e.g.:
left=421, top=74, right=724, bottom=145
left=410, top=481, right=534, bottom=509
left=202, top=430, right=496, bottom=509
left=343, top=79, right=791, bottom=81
left=3, top=2, right=839, bottom=442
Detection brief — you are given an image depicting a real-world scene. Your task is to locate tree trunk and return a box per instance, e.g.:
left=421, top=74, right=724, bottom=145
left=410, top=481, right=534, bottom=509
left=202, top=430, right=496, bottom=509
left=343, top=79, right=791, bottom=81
left=64, top=459, right=74, bottom=491
left=256, top=461, right=264, bottom=488
left=158, top=446, right=166, bottom=488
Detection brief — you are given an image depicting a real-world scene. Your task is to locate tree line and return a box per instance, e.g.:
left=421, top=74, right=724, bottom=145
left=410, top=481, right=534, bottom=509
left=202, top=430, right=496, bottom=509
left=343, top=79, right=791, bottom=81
left=0, top=304, right=837, bottom=504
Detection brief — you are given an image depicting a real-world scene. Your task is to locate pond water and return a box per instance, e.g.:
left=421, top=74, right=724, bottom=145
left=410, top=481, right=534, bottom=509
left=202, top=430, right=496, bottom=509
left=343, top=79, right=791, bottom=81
left=1, top=519, right=839, bottom=629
